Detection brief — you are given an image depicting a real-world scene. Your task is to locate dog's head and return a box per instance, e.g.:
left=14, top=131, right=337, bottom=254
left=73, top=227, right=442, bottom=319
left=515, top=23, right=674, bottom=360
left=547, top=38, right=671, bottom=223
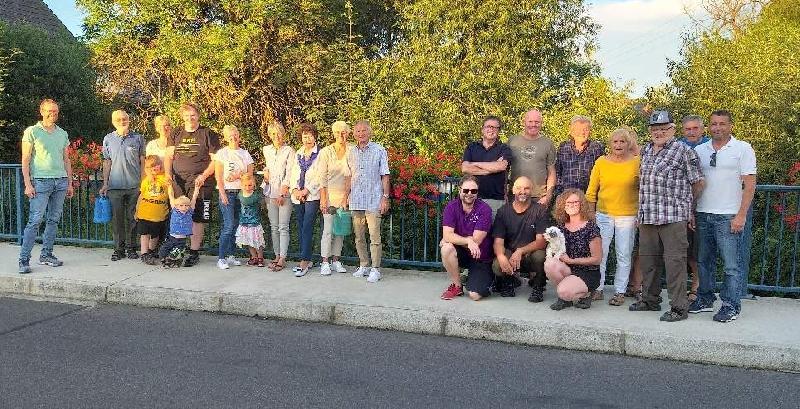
left=544, top=226, right=562, bottom=241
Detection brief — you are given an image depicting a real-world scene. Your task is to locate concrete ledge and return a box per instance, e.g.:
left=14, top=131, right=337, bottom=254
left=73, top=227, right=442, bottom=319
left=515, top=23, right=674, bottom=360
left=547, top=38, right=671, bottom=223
left=445, top=316, right=624, bottom=354
left=333, top=304, right=446, bottom=335
left=623, top=332, right=800, bottom=372
left=2, top=271, right=799, bottom=373
left=106, top=285, right=223, bottom=313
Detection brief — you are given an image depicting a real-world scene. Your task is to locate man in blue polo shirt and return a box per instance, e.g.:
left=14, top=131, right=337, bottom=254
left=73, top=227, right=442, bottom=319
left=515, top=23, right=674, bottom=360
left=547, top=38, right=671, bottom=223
left=18, top=99, right=74, bottom=274
left=461, top=116, right=513, bottom=217
left=99, top=110, right=146, bottom=261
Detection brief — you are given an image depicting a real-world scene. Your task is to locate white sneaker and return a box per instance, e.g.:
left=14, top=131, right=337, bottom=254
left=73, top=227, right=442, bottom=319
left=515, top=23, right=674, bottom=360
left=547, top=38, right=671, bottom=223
left=226, top=256, right=241, bottom=266
left=353, top=266, right=369, bottom=277
left=320, top=262, right=332, bottom=276
left=217, top=259, right=230, bottom=270
left=331, top=261, right=347, bottom=273
left=294, top=265, right=309, bottom=277
left=367, top=268, right=381, bottom=283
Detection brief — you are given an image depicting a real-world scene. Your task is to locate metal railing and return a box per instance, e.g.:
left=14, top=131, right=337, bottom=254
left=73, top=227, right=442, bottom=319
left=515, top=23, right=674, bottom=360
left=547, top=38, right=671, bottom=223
left=1, top=164, right=798, bottom=293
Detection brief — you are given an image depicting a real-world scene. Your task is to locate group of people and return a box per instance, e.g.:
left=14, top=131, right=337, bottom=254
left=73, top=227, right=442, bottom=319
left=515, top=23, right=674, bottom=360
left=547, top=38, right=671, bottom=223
left=17, top=100, right=390, bottom=284
left=442, top=109, right=756, bottom=323
left=16, top=99, right=756, bottom=323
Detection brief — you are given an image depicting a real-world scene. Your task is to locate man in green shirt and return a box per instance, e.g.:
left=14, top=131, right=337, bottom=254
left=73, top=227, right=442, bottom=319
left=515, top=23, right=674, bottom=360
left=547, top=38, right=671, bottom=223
left=18, top=99, right=74, bottom=274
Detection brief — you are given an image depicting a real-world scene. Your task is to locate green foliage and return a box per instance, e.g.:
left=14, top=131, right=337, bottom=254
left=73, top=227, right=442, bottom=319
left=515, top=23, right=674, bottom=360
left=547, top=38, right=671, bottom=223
left=77, top=0, right=618, bottom=158
left=667, top=0, right=800, bottom=184
left=0, top=22, right=110, bottom=163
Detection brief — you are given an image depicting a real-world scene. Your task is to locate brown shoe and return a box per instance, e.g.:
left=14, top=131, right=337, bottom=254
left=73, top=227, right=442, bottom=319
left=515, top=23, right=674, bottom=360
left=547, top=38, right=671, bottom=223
left=592, top=290, right=604, bottom=301
left=608, top=292, right=625, bottom=306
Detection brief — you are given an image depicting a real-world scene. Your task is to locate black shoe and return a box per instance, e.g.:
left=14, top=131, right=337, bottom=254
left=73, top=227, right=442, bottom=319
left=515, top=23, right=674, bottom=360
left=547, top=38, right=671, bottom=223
left=126, top=249, right=139, bottom=259
left=141, top=252, right=159, bottom=265
left=511, top=276, right=522, bottom=288
left=527, top=286, right=544, bottom=303
left=183, top=251, right=200, bottom=267
left=659, top=308, right=688, bottom=322
left=575, top=296, right=592, bottom=309
left=629, top=301, right=662, bottom=312
left=111, top=250, right=125, bottom=261
left=550, top=298, right=573, bottom=311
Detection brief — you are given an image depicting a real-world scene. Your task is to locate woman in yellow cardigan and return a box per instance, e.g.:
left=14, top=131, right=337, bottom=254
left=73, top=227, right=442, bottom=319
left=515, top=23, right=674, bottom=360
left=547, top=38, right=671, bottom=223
left=585, top=128, right=640, bottom=306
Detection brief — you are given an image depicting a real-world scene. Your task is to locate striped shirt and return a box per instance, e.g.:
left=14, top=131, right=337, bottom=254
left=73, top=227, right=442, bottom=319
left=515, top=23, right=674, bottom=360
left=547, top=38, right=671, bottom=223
left=348, top=141, right=390, bottom=212
left=638, top=139, right=703, bottom=225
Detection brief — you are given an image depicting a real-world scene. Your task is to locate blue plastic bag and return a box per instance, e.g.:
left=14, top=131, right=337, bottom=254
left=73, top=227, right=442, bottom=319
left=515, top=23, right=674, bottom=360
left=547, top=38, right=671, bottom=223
left=93, top=195, right=112, bottom=224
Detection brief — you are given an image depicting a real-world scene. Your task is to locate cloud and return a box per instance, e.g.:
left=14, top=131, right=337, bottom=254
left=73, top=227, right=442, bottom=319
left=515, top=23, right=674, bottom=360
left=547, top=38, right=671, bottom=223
left=590, top=0, right=701, bottom=33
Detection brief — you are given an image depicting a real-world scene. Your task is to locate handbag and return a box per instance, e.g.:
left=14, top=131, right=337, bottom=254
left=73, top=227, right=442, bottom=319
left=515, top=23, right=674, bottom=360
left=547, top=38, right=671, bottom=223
left=93, top=195, right=112, bottom=224
left=332, top=207, right=352, bottom=236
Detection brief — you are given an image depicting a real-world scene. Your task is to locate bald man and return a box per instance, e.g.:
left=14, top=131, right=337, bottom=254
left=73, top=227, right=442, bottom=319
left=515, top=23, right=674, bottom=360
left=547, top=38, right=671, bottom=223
left=491, top=176, right=549, bottom=301
left=508, top=110, right=556, bottom=206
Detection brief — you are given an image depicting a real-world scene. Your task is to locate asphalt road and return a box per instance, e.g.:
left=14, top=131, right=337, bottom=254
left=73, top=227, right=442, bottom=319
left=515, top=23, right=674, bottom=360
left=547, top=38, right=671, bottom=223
left=0, top=296, right=797, bottom=409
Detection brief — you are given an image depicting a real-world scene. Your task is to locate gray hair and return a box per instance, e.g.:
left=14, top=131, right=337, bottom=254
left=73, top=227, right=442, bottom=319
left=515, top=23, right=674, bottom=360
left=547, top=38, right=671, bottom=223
left=681, top=115, right=704, bottom=126
left=570, top=115, right=592, bottom=126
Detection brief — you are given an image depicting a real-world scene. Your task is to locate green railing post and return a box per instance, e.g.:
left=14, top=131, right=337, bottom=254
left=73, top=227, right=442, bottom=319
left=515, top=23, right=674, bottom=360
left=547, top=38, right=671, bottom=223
left=15, top=167, right=23, bottom=245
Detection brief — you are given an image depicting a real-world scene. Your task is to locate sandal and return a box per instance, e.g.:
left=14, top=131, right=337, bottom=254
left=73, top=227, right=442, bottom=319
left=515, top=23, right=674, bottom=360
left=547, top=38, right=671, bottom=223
left=608, top=293, right=625, bottom=306
left=247, top=257, right=258, bottom=266
left=257, top=257, right=265, bottom=267
left=270, top=261, right=285, bottom=271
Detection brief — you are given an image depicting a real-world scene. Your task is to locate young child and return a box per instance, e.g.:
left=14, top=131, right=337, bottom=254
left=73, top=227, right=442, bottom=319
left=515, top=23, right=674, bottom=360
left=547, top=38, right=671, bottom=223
left=158, top=186, right=201, bottom=268
left=136, top=155, right=172, bottom=265
left=235, top=173, right=266, bottom=267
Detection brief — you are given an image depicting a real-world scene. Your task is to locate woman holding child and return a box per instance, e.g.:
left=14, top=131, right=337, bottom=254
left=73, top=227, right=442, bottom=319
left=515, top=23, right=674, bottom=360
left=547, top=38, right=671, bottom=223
left=545, top=188, right=602, bottom=310
left=214, top=125, right=254, bottom=269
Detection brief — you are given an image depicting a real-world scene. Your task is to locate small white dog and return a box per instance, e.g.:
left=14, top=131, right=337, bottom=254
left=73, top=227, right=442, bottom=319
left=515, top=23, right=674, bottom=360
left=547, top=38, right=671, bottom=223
left=544, top=226, right=567, bottom=260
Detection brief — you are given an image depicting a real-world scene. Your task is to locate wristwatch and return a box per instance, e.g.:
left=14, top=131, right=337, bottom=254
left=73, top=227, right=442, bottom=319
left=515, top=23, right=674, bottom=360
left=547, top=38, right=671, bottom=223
left=382, top=193, right=390, bottom=199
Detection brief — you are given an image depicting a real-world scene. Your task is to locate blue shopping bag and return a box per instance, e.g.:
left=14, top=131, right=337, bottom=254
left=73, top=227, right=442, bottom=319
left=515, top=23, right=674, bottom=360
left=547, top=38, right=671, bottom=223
left=93, top=195, right=112, bottom=224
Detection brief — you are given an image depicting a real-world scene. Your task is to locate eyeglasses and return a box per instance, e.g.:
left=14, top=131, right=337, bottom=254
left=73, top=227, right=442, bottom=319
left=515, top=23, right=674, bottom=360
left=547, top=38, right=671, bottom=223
left=710, top=151, right=717, bottom=167
left=651, top=126, right=675, bottom=133
left=483, top=125, right=501, bottom=130
left=565, top=201, right=581, bottom=206
left=461, top=188, right=478, bottom=194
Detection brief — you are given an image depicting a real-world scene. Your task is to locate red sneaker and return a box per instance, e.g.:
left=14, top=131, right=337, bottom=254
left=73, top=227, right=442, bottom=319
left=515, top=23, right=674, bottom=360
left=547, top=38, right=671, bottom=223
left=440, top=283, right=464, bottom=300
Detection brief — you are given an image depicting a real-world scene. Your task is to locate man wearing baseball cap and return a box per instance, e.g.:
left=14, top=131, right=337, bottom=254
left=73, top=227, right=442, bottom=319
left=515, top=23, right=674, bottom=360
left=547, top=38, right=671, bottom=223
left=629, top=110, right=704, bottom=322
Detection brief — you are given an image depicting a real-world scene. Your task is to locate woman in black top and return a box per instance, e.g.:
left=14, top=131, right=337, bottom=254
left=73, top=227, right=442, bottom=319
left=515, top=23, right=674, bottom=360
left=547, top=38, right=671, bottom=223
left=545, top=188, right=602, bottom=310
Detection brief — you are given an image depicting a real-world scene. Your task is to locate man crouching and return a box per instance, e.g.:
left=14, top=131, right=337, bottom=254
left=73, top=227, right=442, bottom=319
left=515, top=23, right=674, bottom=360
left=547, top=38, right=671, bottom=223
left=440, top=175, right=495, bottom=300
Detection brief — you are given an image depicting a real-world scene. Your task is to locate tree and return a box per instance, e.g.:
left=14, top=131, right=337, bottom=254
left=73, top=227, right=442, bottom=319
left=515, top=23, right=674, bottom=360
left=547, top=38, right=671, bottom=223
left=0, top=22, right=110, bottom=163
left=668, top=0, right=800, bottom=183
left=78, top=0, right=610, bottom=156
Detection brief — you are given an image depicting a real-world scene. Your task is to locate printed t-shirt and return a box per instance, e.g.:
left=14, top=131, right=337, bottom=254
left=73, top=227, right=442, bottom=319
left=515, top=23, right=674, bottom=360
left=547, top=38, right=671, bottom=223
left=238, top=190, right=262, bottom=226
left=136, top=175, right=170, bottom=222
left=168, top=126, right=221, bottom=179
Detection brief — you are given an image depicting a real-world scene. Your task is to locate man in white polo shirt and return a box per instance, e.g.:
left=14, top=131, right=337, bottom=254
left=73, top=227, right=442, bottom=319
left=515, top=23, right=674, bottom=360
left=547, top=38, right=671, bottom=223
left=689, top=110, right=756, bottom=323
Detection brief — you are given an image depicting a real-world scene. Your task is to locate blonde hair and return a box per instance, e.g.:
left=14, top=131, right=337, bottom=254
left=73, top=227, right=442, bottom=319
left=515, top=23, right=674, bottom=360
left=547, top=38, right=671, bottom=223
left=570, top=115, right=592, bottom=126
left=179, top=103, right=199, bottom=115
left=267, top=121, right=286, bottom=137
left=174, top=195, right=191, bottom=206
left=608, top=127, right=637, bottom=151
left=553, top=188, right=594, bottom=225
left=222, top=124, right=239, bottom=136
left=331, top=120, right=350, bottom=134
left=154, top=115, right=171, bottom=128
left=240, top=172, right=255, bottom=182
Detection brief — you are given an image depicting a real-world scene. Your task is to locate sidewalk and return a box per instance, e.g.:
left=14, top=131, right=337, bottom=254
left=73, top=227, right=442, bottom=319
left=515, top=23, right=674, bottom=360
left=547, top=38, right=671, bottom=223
left=1, top=242, right=798, bottom=372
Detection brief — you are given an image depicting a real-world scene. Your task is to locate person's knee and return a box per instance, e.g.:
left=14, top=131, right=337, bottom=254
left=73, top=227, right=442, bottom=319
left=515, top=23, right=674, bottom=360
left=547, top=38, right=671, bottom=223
left=440, top=242, right=456, bottom=257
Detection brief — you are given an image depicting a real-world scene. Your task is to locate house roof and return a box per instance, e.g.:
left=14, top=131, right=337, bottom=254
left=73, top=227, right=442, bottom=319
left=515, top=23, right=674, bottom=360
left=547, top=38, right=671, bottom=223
left=0, top=0, right=72, bottom=37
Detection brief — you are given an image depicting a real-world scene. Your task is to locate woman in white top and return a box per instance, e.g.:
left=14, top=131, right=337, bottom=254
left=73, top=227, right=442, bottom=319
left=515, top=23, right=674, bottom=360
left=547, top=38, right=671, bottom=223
left=318, top=121, right=354, bottom=276
left=262, top=122, right=295, bottom=271
left=214, top=125, right=255, bottom=269
left=288, top=122, right=323, bottom=277
left=146, top=115, right=172, bottom=161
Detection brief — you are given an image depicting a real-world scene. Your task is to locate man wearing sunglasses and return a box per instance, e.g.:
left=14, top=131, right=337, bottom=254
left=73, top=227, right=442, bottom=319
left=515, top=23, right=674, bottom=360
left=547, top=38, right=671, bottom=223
left=631, top=110, right=704, bottom=322
left=439, top=175, right=495, bottom=300
left=689, top=110, right=757, bottom=323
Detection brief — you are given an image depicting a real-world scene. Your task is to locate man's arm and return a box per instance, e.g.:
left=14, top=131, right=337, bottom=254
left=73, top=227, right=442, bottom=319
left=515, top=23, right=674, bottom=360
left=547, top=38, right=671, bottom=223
left=379, top=174, right=391, bottom=215
left=461, top=161, right=491, bottom=175
left=99, top=159, right=111, bottom=195
left=515, top=234, right=547, bottom=255
left=63, top=145, right=74, bottom=198
left=732, top=174, right=756, bottom=232
left=21, top=140, right=35, bottom=198
left=538, top=164, right=556, bottom=205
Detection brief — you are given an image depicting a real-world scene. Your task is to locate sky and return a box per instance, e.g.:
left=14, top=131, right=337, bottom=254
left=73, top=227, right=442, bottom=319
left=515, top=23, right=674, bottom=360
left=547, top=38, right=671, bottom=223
left=44, top=0, right=707, bottom=97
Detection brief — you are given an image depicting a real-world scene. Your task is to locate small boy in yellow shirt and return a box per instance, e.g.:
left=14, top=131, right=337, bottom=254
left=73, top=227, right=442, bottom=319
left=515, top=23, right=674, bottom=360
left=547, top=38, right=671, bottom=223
left=136, top=155, right=172, bottom=265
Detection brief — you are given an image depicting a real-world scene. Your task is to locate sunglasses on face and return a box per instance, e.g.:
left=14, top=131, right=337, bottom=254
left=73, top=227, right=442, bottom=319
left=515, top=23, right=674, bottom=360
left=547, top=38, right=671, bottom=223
left=710, top=151, right=717, bottom=167
left=462, top=189, right=478, bottom=194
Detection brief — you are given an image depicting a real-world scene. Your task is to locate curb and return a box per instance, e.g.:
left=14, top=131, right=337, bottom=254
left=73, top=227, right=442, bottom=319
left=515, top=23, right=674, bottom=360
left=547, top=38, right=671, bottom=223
left=2, top=275, right=798, bottom=373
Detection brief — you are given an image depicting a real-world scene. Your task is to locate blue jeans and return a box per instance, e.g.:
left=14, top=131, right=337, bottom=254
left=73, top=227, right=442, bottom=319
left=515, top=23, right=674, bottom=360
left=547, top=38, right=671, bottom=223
left=218, top=190, right=241, bottom=260
left=696, top=212, right=741, bottom=311
left=294, top=200, right=319, bottom=261
left=19, top=177, right=68, bottom=262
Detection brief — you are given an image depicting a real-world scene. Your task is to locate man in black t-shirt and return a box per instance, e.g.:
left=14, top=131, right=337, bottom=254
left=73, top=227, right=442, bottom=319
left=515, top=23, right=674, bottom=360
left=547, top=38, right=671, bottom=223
left=462, top=116, right=513, bottom=217
left=164, top=103, right=221, bottom=267
left=492, top=176, right=548, bottom=301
